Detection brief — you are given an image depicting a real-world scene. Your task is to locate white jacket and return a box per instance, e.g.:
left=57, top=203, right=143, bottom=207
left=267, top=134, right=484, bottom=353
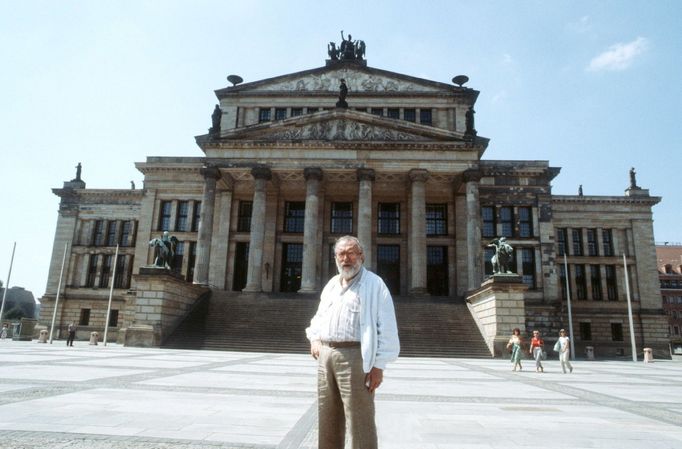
left=306, top=267, right=400, bottom=373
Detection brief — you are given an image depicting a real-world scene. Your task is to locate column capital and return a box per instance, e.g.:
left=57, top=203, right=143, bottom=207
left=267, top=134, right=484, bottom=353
left=356, top=168, right=375, bottom=182
left=408, top=168, right=429, bottom=183
left=200, top=165, right=221, bottom=180
left=304, top=167, right=323, bottom=181
left=462, top=169, right=482, bottom=183
left=251, top=166, right=272, bottom=181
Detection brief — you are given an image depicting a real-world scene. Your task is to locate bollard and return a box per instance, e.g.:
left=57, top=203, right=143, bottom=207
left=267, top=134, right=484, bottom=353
left=38, top=329, right=48, bottom=343
left=585, top=346, right=595, bottom=360
left=643, top=347, right=653, bottom=363
left=89, top=331, right=99, bottom=345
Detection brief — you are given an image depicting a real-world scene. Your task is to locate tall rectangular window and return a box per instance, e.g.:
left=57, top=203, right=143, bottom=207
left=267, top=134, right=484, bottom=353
left=106, top=221, right=117, bottom=246
left=232, top=242, right=249, bottom=291
left=258, top=108, right=271, bottom=122
left=173, top=242, right=184, bottom=274
left=427, top=246, right=448, bottom=296
left=575, top=264, right=587, bottom=300
left=331, top=202, right=353, bottom=234
left=108, top=310, right=119, bottom=327
left=521, top=248, right=535, bottom=288
left=113, top=255, right=126, bottom=288
left=79, top=309, right=90, bottom=326
left=500, top=207, right=514, bottom=237
left=158, top=201, right=172, bottom=231
left=176, top=201, right=189, bottom=232
left=387, top=108, right=399, bottom=119
left=579, top=322, right=592, bottom=341
left=403, top=108, right=416, bottom=122
left=120, top=221, right=132, bottom=247
left=559, top=264, right=568, bottom=300
left=602, top=229, right=614, bottom=256
left=419, top=109, right=432, bottom=125
left=484, top=247, right=496, bottom=276
left=518, top=207, right=533, bottom=238
left=611, top=323, right=624, bottom=341
left=605, top=265, right=618, bottom=300
left=556, top=228, right=568, bottom=256
left=237, top=201, right=252, bottom=232
left=99, top=255, right=112, bottom=288
left=482, top=206, right=496, bottom=238
left=572, top=229, right=584, bottom=256
left=86, top=255, right=98, bottom=287
left=587, top=229, right=599, bottom=256
left=187, top=242, right=197, bottom=283
left=591, top=264, right=602, bottom=300
left=274, top=108, right=287, bottom=120
left=284, top=202, right=305, bottom=233
left=280, top=243, right=303, bottom=292
left=378, top=203, right=400, bottom=235
left=93, top=220, right=105, bottom=246
left=192, top=201, right=201, bottom=232
left=426, top=204, right=447, bottom=236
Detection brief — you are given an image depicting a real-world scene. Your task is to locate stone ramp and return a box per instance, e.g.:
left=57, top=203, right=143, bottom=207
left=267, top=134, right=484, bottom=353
left=162, top=291, right=491, bottom=357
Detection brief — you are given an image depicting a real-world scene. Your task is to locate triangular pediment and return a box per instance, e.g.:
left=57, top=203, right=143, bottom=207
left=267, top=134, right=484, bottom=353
left=218, top=63, right=469, bottom=95
left=219, top=109, right=467, bottom=143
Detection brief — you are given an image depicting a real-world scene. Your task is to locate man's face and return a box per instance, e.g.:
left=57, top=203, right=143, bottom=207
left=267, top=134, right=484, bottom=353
left=335, top=240, right=364, bottom=280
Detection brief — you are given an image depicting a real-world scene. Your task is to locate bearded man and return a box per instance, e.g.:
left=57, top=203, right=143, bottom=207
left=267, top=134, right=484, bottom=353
left=306, top=235, right=400, bottom=449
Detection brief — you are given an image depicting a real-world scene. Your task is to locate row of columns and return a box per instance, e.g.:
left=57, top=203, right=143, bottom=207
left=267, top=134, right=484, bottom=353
left=192, top=165, right=483, bottom=294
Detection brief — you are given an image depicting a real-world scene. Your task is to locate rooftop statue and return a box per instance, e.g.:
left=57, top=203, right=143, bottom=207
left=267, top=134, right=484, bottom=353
left=487, top=237, right=514, bottom=274
left=629, top=167, right=640, bottom=189
left=149, top=231, right=179, bottom=270
left=336, top=78, right=349, bottom=108
left=328, top=31, right=366, bottom=62
left=71, top=162, right=82, bottom=182
left=210, top=104, right=222, bottom=136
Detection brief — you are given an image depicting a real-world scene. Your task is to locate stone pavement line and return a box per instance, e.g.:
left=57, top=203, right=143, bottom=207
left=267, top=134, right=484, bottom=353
left=447, top=359, right=682, bottom=427
left=275, top=401, right=317, bottom=449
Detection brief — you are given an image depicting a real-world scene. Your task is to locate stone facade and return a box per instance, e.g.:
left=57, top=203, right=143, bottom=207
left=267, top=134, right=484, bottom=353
left=39, top=52, right=668, bottom=356
left=657, top=244, right=682, bottom=345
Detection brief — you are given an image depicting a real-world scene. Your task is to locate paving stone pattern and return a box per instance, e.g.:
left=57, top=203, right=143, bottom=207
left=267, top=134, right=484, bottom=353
left=1, top=341, right=681, bottom=448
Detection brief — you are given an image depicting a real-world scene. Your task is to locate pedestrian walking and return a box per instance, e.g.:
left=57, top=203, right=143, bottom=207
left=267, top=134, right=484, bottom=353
left=555, top=329, right=573, bottom=373
left=66, top=322, right=77, bottom=346
left=530, top=330, right=545, bottom=372
left=506, top=328, right=524, bottom=371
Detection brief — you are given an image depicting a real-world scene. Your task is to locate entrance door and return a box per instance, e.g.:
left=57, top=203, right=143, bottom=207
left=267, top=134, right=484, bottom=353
left=232, top=242, right=249, bottom=291
left=376, top=244, right=400, bottom=295
left=427, top=246, right=449, bottom=296
left=280, top=243, right=303, bottom=292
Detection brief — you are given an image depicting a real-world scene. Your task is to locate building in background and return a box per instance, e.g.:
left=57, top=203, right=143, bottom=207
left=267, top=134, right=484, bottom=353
left=38, top=39, right=668, bottom=356
left=657, top=244, right=682, bottom=347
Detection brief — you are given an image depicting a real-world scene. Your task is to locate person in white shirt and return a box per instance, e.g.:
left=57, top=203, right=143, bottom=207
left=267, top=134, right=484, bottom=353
left=306, top=235, right=400, bottom=449
left=557, top=329, right=573, bottom=373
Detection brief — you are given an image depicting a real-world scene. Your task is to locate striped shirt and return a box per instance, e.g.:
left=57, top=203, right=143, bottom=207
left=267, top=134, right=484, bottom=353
left=317, top=268, right=364, bottom=342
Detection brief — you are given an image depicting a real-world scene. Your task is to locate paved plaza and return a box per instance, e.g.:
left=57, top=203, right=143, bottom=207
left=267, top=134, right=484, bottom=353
left=0, top=340, right=681, bottom=448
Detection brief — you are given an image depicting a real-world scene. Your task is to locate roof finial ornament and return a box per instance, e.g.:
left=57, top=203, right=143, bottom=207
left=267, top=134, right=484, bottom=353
left=327, top=31, right=366, bottom=63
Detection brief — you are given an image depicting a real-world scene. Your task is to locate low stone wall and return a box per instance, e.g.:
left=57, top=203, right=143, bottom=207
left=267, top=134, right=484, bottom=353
left=466, top=275, right=528, bottom=357
left=122, top=267, right=210, bottom=347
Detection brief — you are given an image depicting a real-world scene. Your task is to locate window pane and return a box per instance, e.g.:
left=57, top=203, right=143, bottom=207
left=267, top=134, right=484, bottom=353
left=403, top=108, right=416, bottom=122
left=420, top=109, right=432, bottom=125
left=237, top=201, right=252, bottom=232
left=331, top=202, right=353, bottom=234
left=275, top=108, right=287, bottom=120
left=378, top=203, right=400, bottom=235
left=482, top=206, right=496, bottom=238
left=258, top=108, right=271, bottom=122
left=500, top=207, right=513, bottom=237
left=284, top=202, right=305, bottom=233
left=387, top=108, right=399, bottom=119
left=176, top=201, right=189, bottom=232
left=426, top=204, right=447, bottom=236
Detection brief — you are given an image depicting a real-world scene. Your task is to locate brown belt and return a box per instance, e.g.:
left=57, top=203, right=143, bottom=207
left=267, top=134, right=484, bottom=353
left=322, top=341, right=361, bottom=348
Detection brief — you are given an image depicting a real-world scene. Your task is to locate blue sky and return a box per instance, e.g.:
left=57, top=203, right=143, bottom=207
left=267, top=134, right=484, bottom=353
left=1, top=0, right=681, bottom=300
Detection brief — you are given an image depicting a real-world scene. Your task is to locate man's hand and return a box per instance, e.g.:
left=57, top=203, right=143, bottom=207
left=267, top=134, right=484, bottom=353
left=310, top=340, right=321, bottom=360
left=365, top=367, right=383, bottom=393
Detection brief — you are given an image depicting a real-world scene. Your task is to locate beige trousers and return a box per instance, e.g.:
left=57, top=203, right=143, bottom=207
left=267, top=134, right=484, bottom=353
left=317, top=345, right=377, bottom=449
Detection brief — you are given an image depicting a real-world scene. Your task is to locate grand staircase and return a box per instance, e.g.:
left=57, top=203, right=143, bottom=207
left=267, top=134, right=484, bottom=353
left=162, top=290, right=492, bottom=358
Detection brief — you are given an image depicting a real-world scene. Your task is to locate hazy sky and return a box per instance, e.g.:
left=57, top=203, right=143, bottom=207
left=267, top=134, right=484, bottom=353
left=1, top=1, right=681, bottom=300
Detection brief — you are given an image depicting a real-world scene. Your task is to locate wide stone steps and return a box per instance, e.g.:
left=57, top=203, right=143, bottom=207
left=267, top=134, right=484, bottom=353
left=162, top=291, right=492, bottom=358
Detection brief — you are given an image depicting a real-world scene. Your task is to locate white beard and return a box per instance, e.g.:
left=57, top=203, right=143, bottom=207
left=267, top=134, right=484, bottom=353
left=337, top=259, right=362, bottom=280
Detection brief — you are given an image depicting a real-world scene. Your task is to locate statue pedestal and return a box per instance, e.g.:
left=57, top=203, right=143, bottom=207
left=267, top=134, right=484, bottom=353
left=466, top=275, right=528, bottom=357
left=122, top=268, right=209, bottom=348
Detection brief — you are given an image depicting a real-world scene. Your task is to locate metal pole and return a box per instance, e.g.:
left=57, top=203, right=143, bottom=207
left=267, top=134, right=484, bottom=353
left=0, top=242, right=17, bottom=324
left=48, top=243, right=68, bottom=344
left=103, top=245, right=119, bottom=346
left=623, top=253, right=637, bottom=362
left=563, top=253, right=575, bottom=360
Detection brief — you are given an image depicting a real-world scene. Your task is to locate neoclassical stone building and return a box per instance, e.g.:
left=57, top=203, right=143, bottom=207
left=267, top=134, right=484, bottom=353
left=40, top=42, right=668, bottom=356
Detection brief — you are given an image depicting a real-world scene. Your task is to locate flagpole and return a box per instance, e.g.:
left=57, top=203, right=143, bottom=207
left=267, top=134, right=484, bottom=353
left=623, top=253, right=637, bottom=362
left=0, top=242, right=17, bottom=324
left=563, top=253, right=575, bottom=359
left=48, top=243, right=68, bottom=344
left=103, top=245, right=119, bottom=346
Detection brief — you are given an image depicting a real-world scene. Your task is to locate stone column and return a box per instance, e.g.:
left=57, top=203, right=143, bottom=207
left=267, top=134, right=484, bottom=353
left=299, top=168, right=323, bottom=293
left=357, top=168, right=375, bottom=270
left=409, top=169, right=429, bottom=295
left=243, top=166, right=272, bottom=293
left=464, top=169, right=483, bottom=290
left=194, top=166, right=221, bottom=285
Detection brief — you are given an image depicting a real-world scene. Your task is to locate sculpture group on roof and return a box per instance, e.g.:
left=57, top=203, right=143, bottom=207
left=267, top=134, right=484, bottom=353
left=328, top=30, right=366, bottom=62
